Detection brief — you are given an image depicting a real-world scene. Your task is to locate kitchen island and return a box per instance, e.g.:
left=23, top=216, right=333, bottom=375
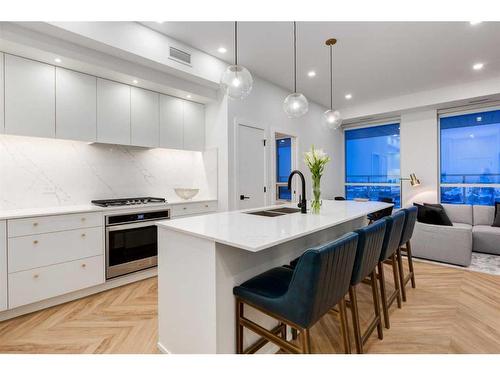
left=156, top=200, right=391, bottom=354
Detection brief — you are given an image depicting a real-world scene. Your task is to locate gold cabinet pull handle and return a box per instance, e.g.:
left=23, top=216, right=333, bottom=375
left=33, top=274, right=39, bottom=279
left=81, top=233, right=86, bottom=238
left=81, top=217, right=86, bottom=221
left=33, top=222, right=38, bottom=227
left=33, top=240, right=39, bottom=245
left=81, top=263, right=86, bottom=268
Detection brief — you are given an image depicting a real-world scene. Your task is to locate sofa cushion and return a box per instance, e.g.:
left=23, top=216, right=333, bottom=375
left=414, top=203, right=452, bottom=226
left=442, top=204, right=473, bottom=225
left=473, top=225, right=500, bottom=255
left=473, top=205, right=495, bottom=226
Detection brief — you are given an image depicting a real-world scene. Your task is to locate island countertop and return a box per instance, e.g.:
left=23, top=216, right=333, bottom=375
left=156, top=200, right=392, bottom=252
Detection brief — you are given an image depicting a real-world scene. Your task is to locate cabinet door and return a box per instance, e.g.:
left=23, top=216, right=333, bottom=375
left=0, top=221, right=6, bottom=312
left=4, top=55, right=55, bottom=138
left=183, top=101, right=205, bottom=151
left=97, top=78, right=131, bottom=145
left=56, top=68, right=97, bottom=142
left=0, top=53, right=4, bottom=133
left=159, top=95, right=184, bottom=150
left=131, top=87, right=160, bottom=147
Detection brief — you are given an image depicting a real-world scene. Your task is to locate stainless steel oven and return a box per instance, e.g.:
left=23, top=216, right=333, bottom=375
left=105, top=209, right=170, bottom=279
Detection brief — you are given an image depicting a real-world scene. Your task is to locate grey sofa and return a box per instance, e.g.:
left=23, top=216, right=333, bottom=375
left=411, top=204, right=500, bottom=267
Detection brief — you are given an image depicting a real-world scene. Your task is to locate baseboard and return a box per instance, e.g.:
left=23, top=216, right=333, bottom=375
left=0, top=268, right=157, bottom=322
left=157, top=342, right=171, bottom=354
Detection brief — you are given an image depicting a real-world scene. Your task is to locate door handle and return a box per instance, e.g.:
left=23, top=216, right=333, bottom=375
left=240, top=195, right=250, bottom=200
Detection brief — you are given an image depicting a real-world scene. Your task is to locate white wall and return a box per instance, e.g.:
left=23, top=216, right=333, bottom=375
left=226, top=76, right=344, bottom=210
left=400, top=110, right=439, bottom=207
left=0, top=134, right=217, bottom=210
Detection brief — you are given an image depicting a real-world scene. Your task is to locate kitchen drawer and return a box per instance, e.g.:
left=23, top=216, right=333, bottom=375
left=8, top=227, right=103, bottom=273
left=8, top=255, right=104, bottom=309
left=8, top=212, right=102, bottom=237
left=171, top=201, right=217, bottom=218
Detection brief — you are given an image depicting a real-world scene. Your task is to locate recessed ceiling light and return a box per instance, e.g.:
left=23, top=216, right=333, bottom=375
left=186, top=94, right=192, bottom=99
left=345, top=93, right=353, bottom=100
left=469, top=21, right=483, bottom=25
left=132, top=79, right=138, bottom=84
left=473, top=62, right=484, bottom=70
left=54, top=58, right=62, bottom=63
left=156, top=21, right=164, bottom=24
left=218, top=47, right=227, bottom=54
left=307, top=71, right=316, bottom=77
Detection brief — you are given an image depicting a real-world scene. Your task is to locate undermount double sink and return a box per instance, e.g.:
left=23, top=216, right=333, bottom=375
left=246, top=207, right=302, bottom=217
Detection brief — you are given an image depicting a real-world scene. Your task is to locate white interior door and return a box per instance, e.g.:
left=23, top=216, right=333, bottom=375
left=237, top=124, right=266, bottom=210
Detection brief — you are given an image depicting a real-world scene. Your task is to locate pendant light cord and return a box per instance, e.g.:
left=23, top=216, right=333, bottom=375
left=234, top=21, right=238, bottom=66
left=293, top=21, right=297, bottom=93
left=330, top=44, right=333, bottom=110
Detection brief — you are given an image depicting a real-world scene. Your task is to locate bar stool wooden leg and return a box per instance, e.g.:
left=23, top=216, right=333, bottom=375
left=236, top=299, right=244, bottom=354
left=348, top=285, right=363, bottom=354
left=396, top=247, right=407, bottom=302
left=391, top=253, right=402, bottom=308
left=370, top=271, right=383, bottom=340
left=291, top=328, right=298, bottom=340
left=338, top=297, right=351, bottom=354
left=301, top=328, right=312, bottom=354
left=406, top=241, right=416, bottom=288
left=377, top=262, right=390, bottom=329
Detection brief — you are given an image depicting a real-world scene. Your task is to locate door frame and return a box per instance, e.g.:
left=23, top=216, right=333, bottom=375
left=233, top=118, right=268, bottom=210
left=270, top=127, right=299, bottom=204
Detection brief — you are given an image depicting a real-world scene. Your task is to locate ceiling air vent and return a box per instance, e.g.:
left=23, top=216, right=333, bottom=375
left=169, top=46, right=191, bottom=65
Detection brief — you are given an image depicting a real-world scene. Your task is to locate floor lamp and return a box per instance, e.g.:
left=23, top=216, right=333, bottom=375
left=400, top=173, right=421, bottom=206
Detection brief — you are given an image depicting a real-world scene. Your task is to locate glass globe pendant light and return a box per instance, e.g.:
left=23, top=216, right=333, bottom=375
left=323, top=38, right=343, bottom=129
left=283, top=21, right=309, bottom=118
left=220, top=21, right=253, bottom=100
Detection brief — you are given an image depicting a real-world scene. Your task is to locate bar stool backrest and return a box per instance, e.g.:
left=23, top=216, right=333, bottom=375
left=286, top=232, right=358, bottom=328
left=379, top=210, right=406, bottom=261
left=351, top=220, right=387, bottom=285
left=400, top=206, right=418, bottom=246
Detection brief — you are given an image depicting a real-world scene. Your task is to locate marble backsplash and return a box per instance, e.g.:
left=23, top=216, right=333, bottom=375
left=0, top=134, right=217, bottom=210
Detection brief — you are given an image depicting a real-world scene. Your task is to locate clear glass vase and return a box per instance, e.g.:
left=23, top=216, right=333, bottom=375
left=311, top=175, right=322, bottom=214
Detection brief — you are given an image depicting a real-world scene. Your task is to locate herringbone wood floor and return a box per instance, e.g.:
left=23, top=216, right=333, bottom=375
left=0, top=259, right=499, bottom=354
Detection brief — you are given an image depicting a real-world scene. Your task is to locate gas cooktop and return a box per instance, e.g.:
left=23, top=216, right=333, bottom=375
left=91, top=197, right=166, bottom=207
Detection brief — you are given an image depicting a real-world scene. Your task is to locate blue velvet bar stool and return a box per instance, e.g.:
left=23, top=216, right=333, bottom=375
left=397, top=206, right=418, bottom=302
left=367, top=197, right=394, bottom=224
left=233, top=233, right=359, bottom=354
left=348, top=220, right=386, bottom=354
left=377, top=211, right=406, bottom=328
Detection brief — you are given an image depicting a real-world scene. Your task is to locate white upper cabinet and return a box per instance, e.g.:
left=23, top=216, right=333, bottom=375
left=0, top=53, right=4, bottom=133
left=183, top=101, right=205, bottom=151
left=56, top=68, right=97, bottom=142
left=160, top=94, right=184, bottom=150
left=0, top=221, right=7, bottom=312
left=97, top=78, right=131, bottom=145
left=131, top=87, right=160, bottom=147
left=4, top=55, right=55, bottom=138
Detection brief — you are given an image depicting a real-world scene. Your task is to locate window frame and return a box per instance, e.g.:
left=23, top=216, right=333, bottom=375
left=438, top=105, right=500, bottom=205
left=344, top=121, right=401, bottom=207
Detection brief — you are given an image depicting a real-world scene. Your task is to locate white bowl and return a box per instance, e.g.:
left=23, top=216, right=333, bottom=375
left=174, top=188, right=200, bottom=200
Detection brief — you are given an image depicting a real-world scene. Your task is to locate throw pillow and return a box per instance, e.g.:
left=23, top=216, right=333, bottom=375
left=423, top=203, right=453, bottom=226
left=414, top=203, right=453, bottom=226
left=493, top=202, right=500, bottom=228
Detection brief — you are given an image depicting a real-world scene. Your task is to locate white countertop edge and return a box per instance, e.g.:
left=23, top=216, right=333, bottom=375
left=0, top=198, right=218, bottom=221
left=156, top=202, right=391, bottom=252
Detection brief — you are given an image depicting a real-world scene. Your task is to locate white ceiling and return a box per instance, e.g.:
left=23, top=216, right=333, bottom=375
left=141, top=21, right=500, bottom=109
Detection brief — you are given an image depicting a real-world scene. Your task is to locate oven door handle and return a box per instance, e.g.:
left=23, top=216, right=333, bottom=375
left=106, top=221, right=158, bottom=231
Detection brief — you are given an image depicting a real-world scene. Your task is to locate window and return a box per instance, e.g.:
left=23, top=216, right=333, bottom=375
left=276, top=137, right=292, bottom=201
left=440, top=109, right=500, bottom=205
left=345, top=123, right=401, bottom=207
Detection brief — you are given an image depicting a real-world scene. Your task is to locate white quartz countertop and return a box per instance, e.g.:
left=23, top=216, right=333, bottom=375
left=0, top=198, right=217, bottom=220
left=156, top=200, right=392, bottom=252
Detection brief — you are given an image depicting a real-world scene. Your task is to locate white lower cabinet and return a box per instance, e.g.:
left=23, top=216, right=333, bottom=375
left=8, top=227, right=103, bottom=273
left=8, top=255, right=104, bottom=309
left=0, top=221, right=7, bottom=312
left=171, top=201, right=217, bottom=218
